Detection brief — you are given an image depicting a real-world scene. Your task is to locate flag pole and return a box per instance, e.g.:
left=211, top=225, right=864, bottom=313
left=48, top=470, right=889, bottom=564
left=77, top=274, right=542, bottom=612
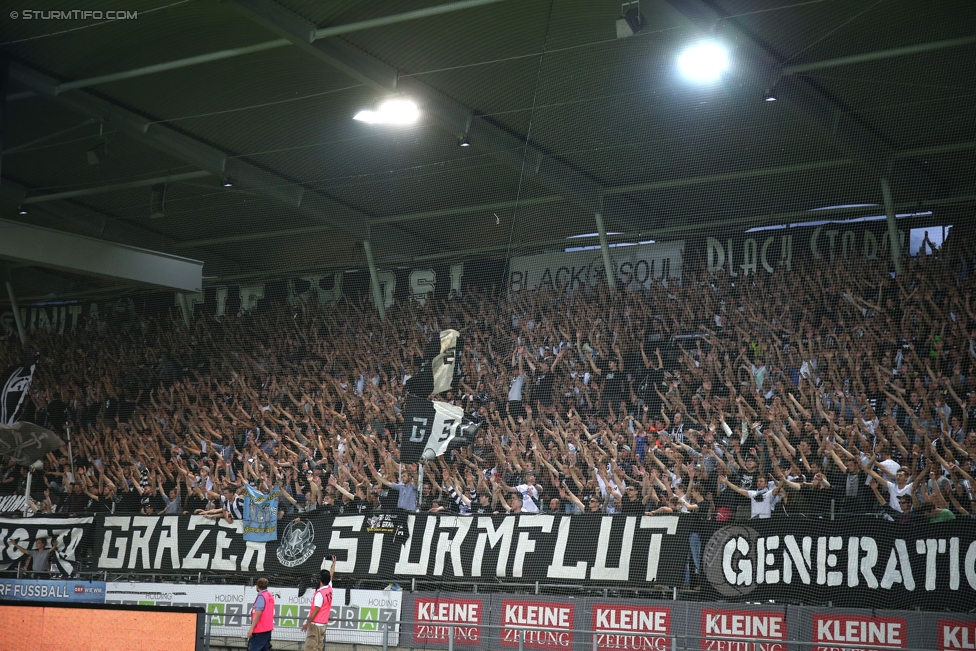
left=66, top=424, right=75, bottom=482
left=416, top=463, right=424, bottom=512
left=22, top=462, right=36, bottom=516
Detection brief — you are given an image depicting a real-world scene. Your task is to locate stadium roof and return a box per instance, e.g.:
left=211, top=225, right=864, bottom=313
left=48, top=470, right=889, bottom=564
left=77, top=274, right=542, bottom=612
left=1, top=0, right=974, bottom=300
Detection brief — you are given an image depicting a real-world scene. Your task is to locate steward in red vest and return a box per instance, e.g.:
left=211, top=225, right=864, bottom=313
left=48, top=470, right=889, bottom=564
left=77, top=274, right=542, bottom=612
left=301, top=555, right=337, bottom=651
left=248, top=577, right=275, bottom=651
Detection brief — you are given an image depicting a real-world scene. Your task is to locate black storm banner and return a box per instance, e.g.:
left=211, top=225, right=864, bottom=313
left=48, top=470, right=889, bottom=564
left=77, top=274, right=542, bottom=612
left=90, top=513, right=976, bottom=610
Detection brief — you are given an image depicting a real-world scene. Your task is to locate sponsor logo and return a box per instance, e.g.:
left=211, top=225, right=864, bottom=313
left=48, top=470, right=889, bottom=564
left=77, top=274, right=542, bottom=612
left=700, top=608, right=785, bottom=651
left=275, top=518, right=315, bottom=568
left=0, top=580, right=103, bottom=601
left=940, top=621, right=976, bottom=650
left=366, top=513, right=398, bottom=534
left=502, top=601, right=573, bottom=650
left=593, top=605, right=670, bottom=651
left=813, top=615, right=906, bottom=651
left=413, top=598, right=482, bottom=646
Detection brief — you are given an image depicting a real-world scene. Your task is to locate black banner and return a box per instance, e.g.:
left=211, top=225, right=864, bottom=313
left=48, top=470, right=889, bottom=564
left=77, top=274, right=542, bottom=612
left=89, top=513, right=976, bottom=610
left=0, top=516, right=93, bottom=573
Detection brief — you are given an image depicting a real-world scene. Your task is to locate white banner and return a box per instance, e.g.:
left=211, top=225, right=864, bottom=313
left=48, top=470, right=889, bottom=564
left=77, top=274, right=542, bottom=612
left=105, top=582, right=401, bottom=646
left=508, top=241, right=683, bottom=294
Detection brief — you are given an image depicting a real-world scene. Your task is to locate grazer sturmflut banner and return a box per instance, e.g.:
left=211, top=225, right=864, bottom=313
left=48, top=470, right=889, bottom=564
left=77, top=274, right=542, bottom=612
left=91, top=513, right=976, bottom=610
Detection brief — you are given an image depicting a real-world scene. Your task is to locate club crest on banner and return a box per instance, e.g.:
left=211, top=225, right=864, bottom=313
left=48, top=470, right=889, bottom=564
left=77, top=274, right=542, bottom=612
left=276, top=518, right=316, bottom=568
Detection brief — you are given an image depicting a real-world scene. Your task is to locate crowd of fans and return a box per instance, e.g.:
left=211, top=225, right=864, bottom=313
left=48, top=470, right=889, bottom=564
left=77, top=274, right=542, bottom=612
left=2, top=247, right=976, bottom=532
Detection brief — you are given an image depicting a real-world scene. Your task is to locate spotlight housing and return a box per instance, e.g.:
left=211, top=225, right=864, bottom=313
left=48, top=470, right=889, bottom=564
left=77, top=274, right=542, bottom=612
left=677, top=42, right=730, bottom=83
left=18, top=205, right=27, bottom=215
left=222, top=177, right=234, bottom=187
left=149, top=183, right=167, bottom=219
left=616, top=1, right=645, bottom=39
left=458, top=136, right=471, bottom=147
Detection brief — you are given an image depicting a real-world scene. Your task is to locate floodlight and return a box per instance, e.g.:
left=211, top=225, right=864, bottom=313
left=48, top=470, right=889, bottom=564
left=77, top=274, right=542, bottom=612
left=353, top=99, right=419, bottom=125
left=677, top=42, right=730, bottom=83
left=222, top=177, right=234, bottom=187
left=458, top=136, right=471, bottom=147
left=18, top=205, right=27, bottom=215
left=616, top=1, right=645, bottom=39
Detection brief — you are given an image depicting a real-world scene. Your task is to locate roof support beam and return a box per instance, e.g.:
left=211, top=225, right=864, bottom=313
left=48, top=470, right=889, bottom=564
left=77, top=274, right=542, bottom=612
left=0, top=176, right=249, bottom=275
left=231, top=0, right=606, bottom=214
left=663, top=0, right=893, bottom=177
left=169, top=137, right=976, bottom=250
left=7, top=61, right=427, bottom=253
left=7, top=0, right=509, bottom=101
left=594, top=211, right=615, bottom=295
left=21, top=170, right=211, bottom=204
left=314, top=0, right=510, bottom=40
left=0, top=218, right=203, bottom=291
left=4, top=118, right=97, bottom=153
left=881, top=178, right=901, bottom=276
left=782, top=35, right=976, bottom=76
left=57, top=40, right=291, bottom=92
left=363, top=240, right=386, bottom=320
left=2, top=264, right=26, bottom=346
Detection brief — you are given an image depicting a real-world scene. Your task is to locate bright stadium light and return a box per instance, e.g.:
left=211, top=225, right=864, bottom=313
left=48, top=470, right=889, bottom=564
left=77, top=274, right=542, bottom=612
left=677, top=42, right=730, bottom=83
left=353, top=99, right=419, bottom=125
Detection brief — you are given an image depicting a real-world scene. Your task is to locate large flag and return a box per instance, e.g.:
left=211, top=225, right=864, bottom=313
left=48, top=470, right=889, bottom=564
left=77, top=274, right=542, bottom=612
left=1, top=361, right=35, bottom=426
left=430, top=329, right=462, bottom=395
left=242, top=484, right=279, bottom=542
left=400, top=395, right=483, bottom=464
left=405, top=329, right=462, bottom=397
left=0, top=421, right=64, bottom=467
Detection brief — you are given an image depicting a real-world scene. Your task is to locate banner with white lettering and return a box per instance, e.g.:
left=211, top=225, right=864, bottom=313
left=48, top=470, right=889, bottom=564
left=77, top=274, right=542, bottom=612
left=0, top=516, right=93, bottom=573
left=697, top=220, right=911, bottom=278
left=699, top=519, right=976, bottom=610
left=790, top=606, right=929, bottom=651
left=90, top=514, right=976, bottom=611
left=0, top=578, right=106, bottom=603
left=411, top=596, right=487, bottom=647
left=105, top=583, right=400, bottom=646
left=508, top=241, right=684, bottom=294
left=91, top=513, right=686, bottom=583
